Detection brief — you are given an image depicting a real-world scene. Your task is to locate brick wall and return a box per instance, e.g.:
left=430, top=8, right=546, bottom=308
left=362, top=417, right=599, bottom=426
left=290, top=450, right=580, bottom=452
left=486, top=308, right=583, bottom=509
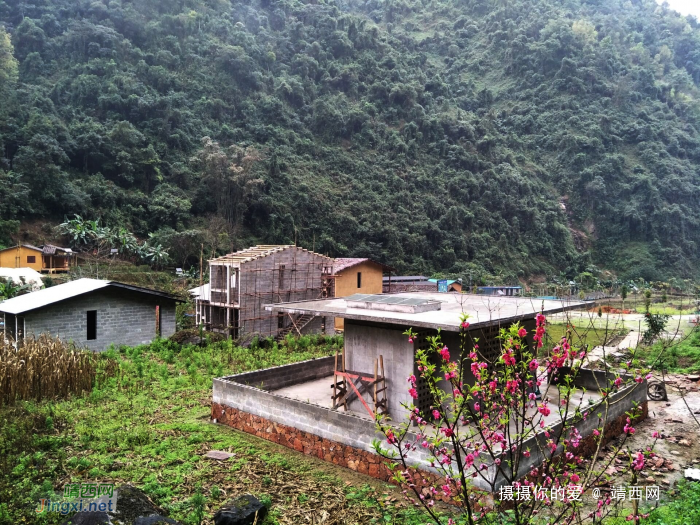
left=23, top=288, right=177, bottom=351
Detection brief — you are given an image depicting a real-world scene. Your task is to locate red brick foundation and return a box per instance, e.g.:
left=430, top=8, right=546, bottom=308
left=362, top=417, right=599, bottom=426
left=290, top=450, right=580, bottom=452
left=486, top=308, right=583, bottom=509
left=212, top=402, right=395, bottom=480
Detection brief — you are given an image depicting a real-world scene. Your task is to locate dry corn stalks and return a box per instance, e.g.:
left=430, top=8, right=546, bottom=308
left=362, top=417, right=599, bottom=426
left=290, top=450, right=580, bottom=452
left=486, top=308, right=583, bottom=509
left=0, top=334, right=98, bottom=404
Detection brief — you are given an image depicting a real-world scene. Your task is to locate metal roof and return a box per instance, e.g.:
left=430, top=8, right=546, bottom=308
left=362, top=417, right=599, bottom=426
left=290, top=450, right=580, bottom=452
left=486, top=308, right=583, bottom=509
left=333, top=258, right=394, bottom=274
left=41, top=244, right=72, bottom=255
left=0, top=244, right=42, bottom=253
left=382, top=276, right=429, bottom=282
left=0, top=278, right=181, bottom=315
left=189, top=283, right=210, bottom=301
left=209, top=245, right=332, bottom=265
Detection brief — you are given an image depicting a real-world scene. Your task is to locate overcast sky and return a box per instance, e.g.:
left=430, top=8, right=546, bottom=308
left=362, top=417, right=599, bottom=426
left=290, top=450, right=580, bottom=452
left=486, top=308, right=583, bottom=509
left=658, top=0, right=700, bottom=19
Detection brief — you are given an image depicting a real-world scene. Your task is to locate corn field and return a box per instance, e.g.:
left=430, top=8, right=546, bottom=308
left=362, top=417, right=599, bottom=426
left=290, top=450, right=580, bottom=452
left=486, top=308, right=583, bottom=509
left=0, top=334, right=101, bottom=404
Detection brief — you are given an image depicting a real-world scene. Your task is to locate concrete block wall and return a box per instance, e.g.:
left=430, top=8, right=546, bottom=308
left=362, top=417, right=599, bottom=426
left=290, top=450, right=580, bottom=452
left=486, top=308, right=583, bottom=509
left=343, top=320, right=415, bottom=420
left=23, top=288, right=177, bottom=351
left=230, top=356, right=336, bottom=391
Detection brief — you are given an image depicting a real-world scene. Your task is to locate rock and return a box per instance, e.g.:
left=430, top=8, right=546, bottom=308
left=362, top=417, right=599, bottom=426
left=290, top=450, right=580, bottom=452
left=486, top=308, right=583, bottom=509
left=679, top=439, right=692, bottom=447
left=205, top=450, right=236, bottom=460
left=63, top=485, right=180, bottom=525
left=214, top=495, right=268, bottom=525
left=685, top=468, right=700, bottom=482
left=654, top=457, right=665, bottom=468
left=671, top=451, right=681, bottom=456
left=687, top=375, right=700, bottom=381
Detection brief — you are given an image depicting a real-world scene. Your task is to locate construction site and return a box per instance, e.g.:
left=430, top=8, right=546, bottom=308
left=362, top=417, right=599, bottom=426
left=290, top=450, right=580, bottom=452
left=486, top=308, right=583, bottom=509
left=211, top=292, right=650, bottom=490
left=194, top=245, right=335, bottom=340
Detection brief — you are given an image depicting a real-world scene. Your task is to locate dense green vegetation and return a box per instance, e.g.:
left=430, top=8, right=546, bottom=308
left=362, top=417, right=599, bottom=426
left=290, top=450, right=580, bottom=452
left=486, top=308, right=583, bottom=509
left=1, top=0, right=700, bottom=281
left=636, top=325, right=700, bottom=373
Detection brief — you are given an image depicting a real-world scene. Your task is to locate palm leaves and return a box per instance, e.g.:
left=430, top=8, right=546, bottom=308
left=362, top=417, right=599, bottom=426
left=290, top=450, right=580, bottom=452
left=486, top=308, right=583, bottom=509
left=59, top=215, right=169, bottom=268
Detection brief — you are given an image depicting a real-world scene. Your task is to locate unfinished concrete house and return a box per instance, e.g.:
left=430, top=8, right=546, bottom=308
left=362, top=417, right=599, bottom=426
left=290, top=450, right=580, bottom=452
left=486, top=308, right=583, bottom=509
left=212, top=292, right=648, bottom=490
left=195, top=245, right=334, bottom=340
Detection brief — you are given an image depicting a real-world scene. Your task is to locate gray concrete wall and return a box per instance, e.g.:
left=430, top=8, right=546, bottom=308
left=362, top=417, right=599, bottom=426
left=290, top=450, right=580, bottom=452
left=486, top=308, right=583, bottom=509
left=23, top=288, right=177, bottom=351
left=494, top=378, right=648, bottom=491
left=344, top=320, right=415, bottom=419
left=230, top=356, right=336, bottom=391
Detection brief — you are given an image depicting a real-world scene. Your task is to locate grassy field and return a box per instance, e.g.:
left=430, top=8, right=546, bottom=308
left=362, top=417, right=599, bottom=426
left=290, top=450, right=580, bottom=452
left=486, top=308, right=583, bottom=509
left=634, top=328, right=700, bottom=374
left=0, top=335, right=431, bottom=525
left=544, top=321, right=628, bottom=352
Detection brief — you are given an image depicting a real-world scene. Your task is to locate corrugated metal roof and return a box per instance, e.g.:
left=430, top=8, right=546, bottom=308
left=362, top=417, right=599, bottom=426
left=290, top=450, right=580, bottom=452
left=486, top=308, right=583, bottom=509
left=0, top=278, right=180, bottom=315
left=41, top=244, right=72, bottom=255
left=382, top=276, right=429, bottom=282
left=209, top=245, right=332, bottom=265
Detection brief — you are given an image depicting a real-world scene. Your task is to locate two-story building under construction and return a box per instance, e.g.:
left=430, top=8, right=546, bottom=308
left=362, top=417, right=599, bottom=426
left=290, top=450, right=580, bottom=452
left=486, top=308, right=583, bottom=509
left=194, top=245, right=334, bottom=340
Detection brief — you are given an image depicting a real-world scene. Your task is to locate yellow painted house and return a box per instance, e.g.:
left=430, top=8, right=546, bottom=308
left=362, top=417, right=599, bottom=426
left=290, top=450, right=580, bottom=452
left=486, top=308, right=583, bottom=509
left=332, top=258, right=394, bottom=330
left=0, top=244, right=75, bottom=273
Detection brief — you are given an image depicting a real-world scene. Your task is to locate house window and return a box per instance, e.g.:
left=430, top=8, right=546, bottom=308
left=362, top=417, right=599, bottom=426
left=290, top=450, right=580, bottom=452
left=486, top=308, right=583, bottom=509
left=357, top=272, right=362, bottom=288
left=87, top=311, right=97, bottom=340
left=27, top=255, right=36, bottom=264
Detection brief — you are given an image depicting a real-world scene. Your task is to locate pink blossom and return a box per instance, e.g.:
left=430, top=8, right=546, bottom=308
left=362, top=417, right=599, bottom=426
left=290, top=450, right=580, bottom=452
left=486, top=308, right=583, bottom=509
left=529, top=359, right=539, bottom=371
left=441, top=427, right=454, bottom=437
left=538, top=405, right=551, bottom=417
left=440, top=346, right=450, bottom=361
left=632, top=451, right=644, bottom=471
left=408, top=336, right=414, bottom=343
left=614, top=377, right=623, bottom=387
left=593, top=429, right=600, bottom=437
left=408, top=388, right=418, bottom=399
left=523, top=450, right=530, bottom=458
left=461, top=321, right=470, bottom=329
left=432, top=409, right=440, bottom=420
left=518, top=327, right=528, bottom=338
left=652, top=431, right=659, bottom=438
left=570, top=473, right=580, bottom=483
left=386, top=430, right=396, bottom=444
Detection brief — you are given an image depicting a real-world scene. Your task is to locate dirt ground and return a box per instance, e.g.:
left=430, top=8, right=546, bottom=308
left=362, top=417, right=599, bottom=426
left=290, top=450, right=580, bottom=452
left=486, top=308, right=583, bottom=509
left=596, top=374, right=700, bottom=500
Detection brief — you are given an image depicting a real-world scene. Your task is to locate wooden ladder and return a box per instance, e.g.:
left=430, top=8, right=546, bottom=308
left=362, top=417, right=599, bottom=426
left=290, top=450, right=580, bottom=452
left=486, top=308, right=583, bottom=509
left=331, top=349, right=387, bottom=419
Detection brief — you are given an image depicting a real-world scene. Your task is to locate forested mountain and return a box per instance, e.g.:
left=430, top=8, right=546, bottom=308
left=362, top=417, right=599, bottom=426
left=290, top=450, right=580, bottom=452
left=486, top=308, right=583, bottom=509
left=1, top=0, right=700, bottom=282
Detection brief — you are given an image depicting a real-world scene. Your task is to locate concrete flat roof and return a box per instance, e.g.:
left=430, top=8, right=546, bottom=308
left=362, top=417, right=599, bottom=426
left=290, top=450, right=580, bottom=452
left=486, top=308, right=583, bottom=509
left=265, top=292, right=584, bottom=331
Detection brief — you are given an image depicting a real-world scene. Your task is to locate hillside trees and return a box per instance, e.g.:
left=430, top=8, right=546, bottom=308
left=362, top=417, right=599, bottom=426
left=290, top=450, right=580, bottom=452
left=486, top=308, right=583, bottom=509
left=0, top=0, right=698, bottom=280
